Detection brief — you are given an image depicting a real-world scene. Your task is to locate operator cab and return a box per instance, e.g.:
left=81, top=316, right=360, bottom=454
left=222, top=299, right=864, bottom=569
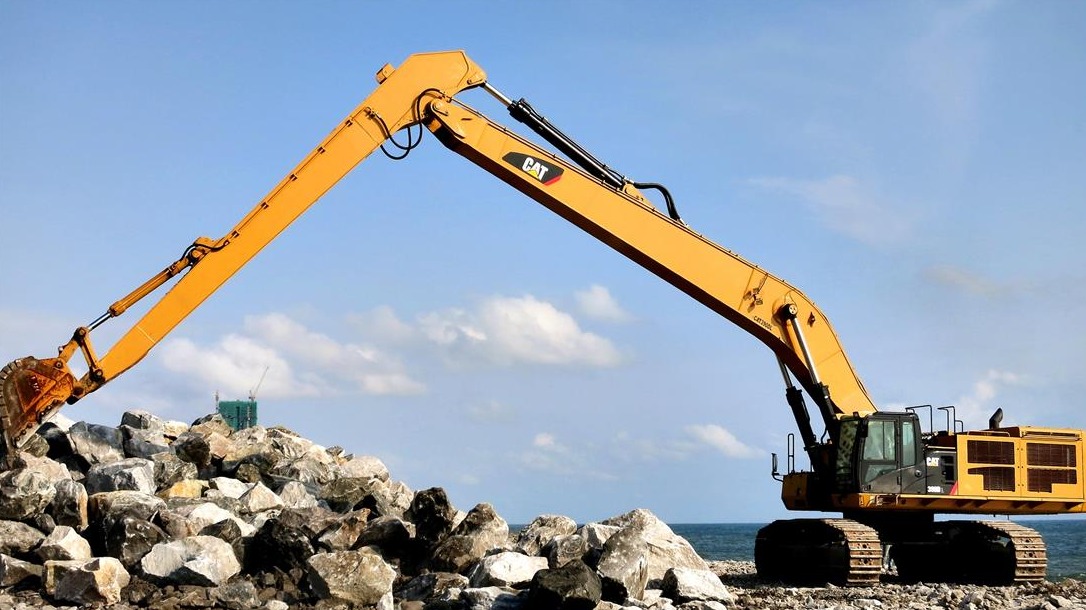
left=835, top=412, right=926, bottom=494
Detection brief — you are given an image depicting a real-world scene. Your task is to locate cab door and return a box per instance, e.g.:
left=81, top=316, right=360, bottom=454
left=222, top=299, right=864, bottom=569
left=858, top=415, right=925, bottom=494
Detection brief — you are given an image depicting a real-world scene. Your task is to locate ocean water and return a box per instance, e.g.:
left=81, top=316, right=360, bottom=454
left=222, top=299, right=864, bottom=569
left=670, top=520, right=1086, bottom=581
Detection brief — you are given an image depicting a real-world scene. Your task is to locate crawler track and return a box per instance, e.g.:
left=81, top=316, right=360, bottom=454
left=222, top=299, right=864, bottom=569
left=755, top=518, right=881, bottom=586
left=891, top=520, right=1047, bottom=584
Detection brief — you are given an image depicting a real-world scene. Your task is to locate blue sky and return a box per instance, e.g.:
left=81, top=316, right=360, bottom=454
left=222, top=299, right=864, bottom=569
left=2, top=2, right=1084, bottom=523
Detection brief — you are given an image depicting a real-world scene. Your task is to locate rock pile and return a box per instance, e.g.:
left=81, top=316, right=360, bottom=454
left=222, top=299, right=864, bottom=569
left=2, top=411, right=1085, bottom=610
left=0, top=411, right=733, bottom=609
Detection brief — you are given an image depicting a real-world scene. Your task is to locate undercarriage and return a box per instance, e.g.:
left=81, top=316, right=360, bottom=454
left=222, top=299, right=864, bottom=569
left=755, top=518, right=1046, bottom=586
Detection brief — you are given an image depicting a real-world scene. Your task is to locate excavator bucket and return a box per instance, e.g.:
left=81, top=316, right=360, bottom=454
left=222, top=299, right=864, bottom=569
left=0, top=357, right=75, bottom=458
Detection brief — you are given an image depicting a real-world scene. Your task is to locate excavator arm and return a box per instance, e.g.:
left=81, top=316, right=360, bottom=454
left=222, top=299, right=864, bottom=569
left=0, top=49, right=875, bottom=457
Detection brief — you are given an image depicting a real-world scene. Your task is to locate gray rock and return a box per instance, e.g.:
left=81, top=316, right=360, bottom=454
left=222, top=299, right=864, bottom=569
left=49, top=479, right=88, bottom=530
left=516, top=514, right=578, bottom=556
left=469, top=551, right=549, bottom=588
left=397, top=572, right=470, bottom=602
left=338, top=455, right=390, bottom=481
left=602, top=509, right=708, bottom=583
left=141, top=535, right=241, bottom=586
left=596, top=525, right=650, bottom=602
left=431, top=502, right=509, bottom=574
left=526, top=559, right=602, bottom=610
left=68, top=421, right=125, bottom=467
left=578, top=522, right=621, bottom=551
left=173, top=431, right=212, bottom=467
left=175, top=501, right=256, bottom=537
left=190, top=413, right=235, bottom=438
left=315, top=509, right=370, bottom=551
left=0, top=553, right=43, bottom=587
left=121, top=409, right=166, bottom=432
left=84, top=457, right=156, bottom=494
left=151, top=451, right=199, bottom=490
left=19, top=452, right=72, bottom=481
left=46, top=557, right=130, bottom=605
left=461, top=586, right=525, bottom=610
left=306, top=547, right=396, bottom=606
left=0, top=519, right=45, bottom=556
left=104, top=517, right=167, bottom=569
left=355, top=515, right=415, bottom=556
left=88, top=490, right=166, bottom=523
left=213, top=579, right=260, bottom=610
left=365, top=477, right=413, bottom=519
left=278, top=480, right=318, bottom=509
left=544, top=534, right=590, bottom=569
left=120, top=425, right=171, bottom=460
left=661, top=567, right=733, bottom=603
left=319, top=476, right=370, bottom=512
left=239, top=481, right=283, bottom=513
left=36, top=525, right=92, bottom=562
left=211, top=476, right=252, bottom=498
left=407, top=486, right=458, bottom=549
left=0, top=468, right=57, bottom=520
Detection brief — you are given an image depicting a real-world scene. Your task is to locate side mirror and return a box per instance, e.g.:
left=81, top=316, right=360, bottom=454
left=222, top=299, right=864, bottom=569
left=771, top=453, right=783, bottom=481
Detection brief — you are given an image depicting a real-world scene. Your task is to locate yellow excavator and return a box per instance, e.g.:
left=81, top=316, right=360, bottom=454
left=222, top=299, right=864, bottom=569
left=1, top=50, right=1082, bottom=585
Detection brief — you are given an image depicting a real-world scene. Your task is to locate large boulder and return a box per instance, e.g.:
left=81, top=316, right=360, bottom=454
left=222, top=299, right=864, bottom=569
left=315, top=509, right=370, bottom=551
left=337, top=455, right=390, bottom=481
left=306, top=547, right=397, bottom=606
left=430, top=502, right=509, bottom=574
left=49, top=479, right=88, bottom=530
left=544, top=534, right=591, bottom=569
left=661, top=567, right=734, bottom=604
left=355, top=516, right=414, bottom=557
left=468, top=551, right=549, bottom=588
left=516, top=514, right=578, bottom=556
left=0, top=553, right=42, bottom=588
left=45, top=557, right=130, bottom=605
left=103, top=517, right=168, bottom=569
left=36, top=525, right=92, bottom=562
left=397, top=572, right=470, bottom=603
left=602, top=509, right=708, bottom=582
left=0, top=519, right=45, bottom=556
left=151, top=452, right=199, bottom=491
left=141, top=535, right=241, bottom=586
left=406, top=487, right=458, bottom=550
left=0, top=468, right=57, bottom=520
left=277, top=480, right=318, bottom=509
left=67, top=422, right=125, bottom=467
left=84, top=457, right=156, bottom=494
left=526, top=559, right=602, bottom=610
left=88, top=490, right=166, bottom=523
left=595, top=525, right=650, bottom=602
left=238, top=481, right=283, bottom=513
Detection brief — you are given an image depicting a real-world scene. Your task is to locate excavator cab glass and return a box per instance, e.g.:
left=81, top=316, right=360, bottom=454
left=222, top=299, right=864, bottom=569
left=854, top=413, right=925, bottom=494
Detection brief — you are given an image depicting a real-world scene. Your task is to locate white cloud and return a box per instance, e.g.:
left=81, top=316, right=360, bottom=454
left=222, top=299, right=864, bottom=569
left=575, top=285, right=634, bottom=323
left=955, top=369, right=1023, bottom=427
left=518, top=432, right=617, bottom=481
left=420, top=295, right=622, bottom=367
left=347, top=306, right=416, bottom=344
left=159, top=312, right=424, bottom=400
left=533, top=432, right=558, bottom=449
left=685, top=424, right=763, bottom=459
left=749, top=175, right=912, bottom=246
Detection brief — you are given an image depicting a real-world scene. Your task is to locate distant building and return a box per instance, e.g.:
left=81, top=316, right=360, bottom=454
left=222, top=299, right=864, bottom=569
left=217, top=399, right=258, bottom=430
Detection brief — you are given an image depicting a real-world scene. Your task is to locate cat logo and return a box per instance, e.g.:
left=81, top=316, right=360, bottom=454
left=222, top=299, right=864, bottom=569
left=502, top=152, right=564, bottom=186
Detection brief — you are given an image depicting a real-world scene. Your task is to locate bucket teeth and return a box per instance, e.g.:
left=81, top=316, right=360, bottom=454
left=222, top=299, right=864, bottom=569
left=0, top=357, right=75, bottom=458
